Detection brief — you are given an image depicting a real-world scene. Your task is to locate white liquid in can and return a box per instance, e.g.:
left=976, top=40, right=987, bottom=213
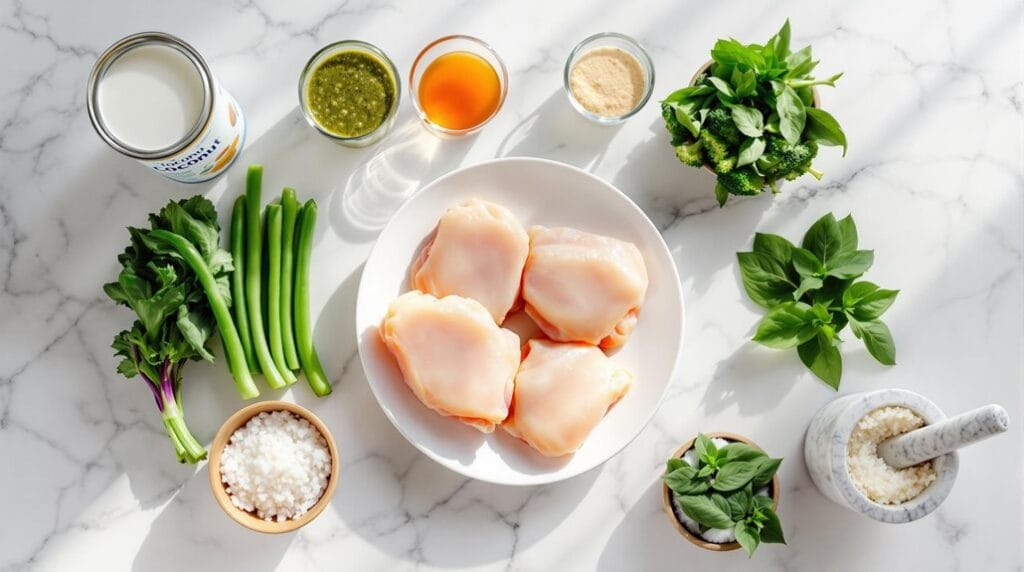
left=97, top=44, right=205, bottom=151
left=88, top=33, right=246, bottom=183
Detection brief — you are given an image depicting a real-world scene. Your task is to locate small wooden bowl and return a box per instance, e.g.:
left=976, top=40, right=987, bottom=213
left=688, top=60, right=821, bottom=175
left=661, top=431, right=781, bottom=552
left=208, top=400, right=339, bottom=533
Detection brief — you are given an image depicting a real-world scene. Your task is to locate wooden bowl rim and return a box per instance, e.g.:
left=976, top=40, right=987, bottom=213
left=207, top=400, right=340, bottom=534
left=687, top=59, right=821, bottom=175
left=661, top=431, right=781, bottom=552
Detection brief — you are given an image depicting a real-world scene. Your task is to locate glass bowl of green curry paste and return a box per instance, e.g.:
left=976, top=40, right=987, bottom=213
left=299, top=40, right=400, bottom=147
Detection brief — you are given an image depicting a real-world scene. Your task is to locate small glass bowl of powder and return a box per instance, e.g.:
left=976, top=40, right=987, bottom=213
left=564, top=32, right=654, bottom=125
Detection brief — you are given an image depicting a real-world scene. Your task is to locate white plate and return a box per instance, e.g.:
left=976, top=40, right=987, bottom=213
left=355, top=157, right=684, bottom=485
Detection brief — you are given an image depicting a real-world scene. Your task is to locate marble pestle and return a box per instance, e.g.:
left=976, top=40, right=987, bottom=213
left=878, top=404, right=1009, bottom=470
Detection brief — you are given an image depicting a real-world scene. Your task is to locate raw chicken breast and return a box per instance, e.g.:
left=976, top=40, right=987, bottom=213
left=522, top=226, right=648, bottom=349
left=411, top=199, right=529, bottom=323
left=503, top=339, right=632, bottom=457
left=379, top=291, right=520, bottom=433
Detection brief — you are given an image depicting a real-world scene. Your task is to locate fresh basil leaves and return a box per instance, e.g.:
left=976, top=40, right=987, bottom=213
left=663, top=434, right=785, bottom=557
left=738, top=213, right=899, bottom=388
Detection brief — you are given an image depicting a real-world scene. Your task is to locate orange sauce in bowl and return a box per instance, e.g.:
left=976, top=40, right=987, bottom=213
left=417, top=51, right=501, bottom=130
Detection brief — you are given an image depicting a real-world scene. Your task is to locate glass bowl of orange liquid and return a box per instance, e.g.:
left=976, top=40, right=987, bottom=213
left=410, top=35, right=508, bottom=137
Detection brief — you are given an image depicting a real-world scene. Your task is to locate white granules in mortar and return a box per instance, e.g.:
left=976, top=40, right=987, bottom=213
left=220, top=410, right=331, bottom=521
left=847, top=406, right=937, bottom=505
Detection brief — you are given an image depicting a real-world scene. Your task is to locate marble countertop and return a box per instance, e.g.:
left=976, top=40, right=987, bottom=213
left=1, top=0, right=1021, bottom=570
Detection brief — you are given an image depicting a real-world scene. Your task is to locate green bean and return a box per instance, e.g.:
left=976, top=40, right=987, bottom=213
left=244, top=165, right=286, bottom=389
left=265, top=203, right=296, bottom=384
left=229, top=196, right=257, bottom=372
left=279, top=188, right=301, bottom=370
left=294, top=200, right=332, bottom=397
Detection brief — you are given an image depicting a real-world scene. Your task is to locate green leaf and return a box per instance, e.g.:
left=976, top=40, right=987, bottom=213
left=776, top=86, right=806, bottom=145
left=735, top=521, right=760, bottom=557
left=714, top=183, right=730, bottom=207
left=664, top=465, right=711, bottom=495
left=753, top=302, right=819, bottom=349
left=785, top=46, right=816, bottom=77
left=806, top=107, right=848, bottom=155
left=753, top=494, right=774, bottom=510
left=731, top=105, right=764, bottom=137
left=666, top=457, right=687, bottom=472
left=707, top=76, right=736, bottom=101
left=710, top=493, right=733, bottom=520
left=826, top=250, right=874, bottom=279
left=722, top=443, right=768, bottom=464
left=801, top=213, right=844, bottom=265
left=752, top=233, right=795, bottom=265
left=732, top=69, right=758, bottom=98
left=837, top=214, right=858, bottom=253
left=676, top=494, right=735, bottom=530
left=698, top=464, right=715, bottom=478
left=737, top=252, right=798, bottom=309
left=663, top=84, right=714, bottom=104
left=752, top=457, right=783, bottom=486
left=850, top=318, right=897, bottom=365
left=797, top=331, right=843, bottom=389
left=695, top=433, right=718, bottom=464
left=793, top=276, right=823, bottom=299
left=843, top=282, right=899, bottom=320
left=759, top=507, right=786, bottom=544
left=711, top=39, right=766, bottom=72
left=712, top=461, right=760, bottom=491
left=774, top=19, right=791, bottom=60
left=175, top=305, right=215, bottom=362
left=668, top=102, right=702, bottom=139
left=791, top=248, right=824, bottom=277
left=726, top=490, right=749, bottom=521
left=737, top=137, right=766, bottom=167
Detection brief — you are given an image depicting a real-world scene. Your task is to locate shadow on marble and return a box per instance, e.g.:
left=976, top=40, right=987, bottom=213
left=329, top=108, right=475, bottom=243
left=496, top=88, right=621, bottom=170
left=700, top=341, right=801, bottom=417
left=132, top=467, right=293, bottom=572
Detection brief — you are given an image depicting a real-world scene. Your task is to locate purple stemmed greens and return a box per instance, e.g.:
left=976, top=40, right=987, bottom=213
left=105, top=196, right=258, bottom=464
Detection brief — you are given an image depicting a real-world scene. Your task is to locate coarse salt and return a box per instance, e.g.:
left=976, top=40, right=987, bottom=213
left=220, top=410, right=331, bottom=521
left=847, top=406, right=937, bottom=505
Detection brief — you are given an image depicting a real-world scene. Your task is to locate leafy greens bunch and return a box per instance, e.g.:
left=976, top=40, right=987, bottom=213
left=663, top=434, right=784, bottom=557
left=105, top=197, right=258, bottom=463
left=738, top=213, right=898, bottom=389
left=661, top=20, right=847, bottom=206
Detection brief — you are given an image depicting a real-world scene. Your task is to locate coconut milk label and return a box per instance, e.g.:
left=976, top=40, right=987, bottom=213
left=140, top=85, right=245, bottom=183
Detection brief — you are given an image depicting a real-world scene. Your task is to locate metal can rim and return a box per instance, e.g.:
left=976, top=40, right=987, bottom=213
left=86, top=32, right=216, bottom=160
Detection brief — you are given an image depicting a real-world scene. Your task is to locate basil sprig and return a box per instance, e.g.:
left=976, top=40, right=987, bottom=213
left=664, top=434, right=785, bottom=557
left=738, top=213, right=898, bottom=388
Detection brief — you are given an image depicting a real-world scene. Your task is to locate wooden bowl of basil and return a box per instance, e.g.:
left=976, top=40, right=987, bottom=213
left=661, top=432, right=782, bottom=553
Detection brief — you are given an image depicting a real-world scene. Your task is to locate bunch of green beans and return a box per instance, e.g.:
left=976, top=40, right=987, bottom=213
left=229, top=165, right=332, bottom=397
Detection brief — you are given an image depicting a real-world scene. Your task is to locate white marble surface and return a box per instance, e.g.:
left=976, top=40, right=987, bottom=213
left=1, top=0, right=1021, bottom=570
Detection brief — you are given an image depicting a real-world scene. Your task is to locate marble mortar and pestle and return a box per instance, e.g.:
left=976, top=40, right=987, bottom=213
left=804, top=388, right=1009, bottom=523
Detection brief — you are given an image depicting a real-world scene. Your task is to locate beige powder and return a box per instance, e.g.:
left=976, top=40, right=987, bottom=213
left=569, top=47, right=646, bottom=117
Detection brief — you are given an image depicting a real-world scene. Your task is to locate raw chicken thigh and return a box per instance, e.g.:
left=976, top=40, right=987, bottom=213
left=411, top=199, right=529, bottom=323
left=522, top=226, right=648, bottom=349
left=503, top=339, right=632, bottom=457
left=379, top=291, right=520, bottom=433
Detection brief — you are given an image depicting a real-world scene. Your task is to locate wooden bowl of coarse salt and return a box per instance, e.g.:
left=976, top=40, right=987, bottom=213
left=208, top=400, right=339, bottom=533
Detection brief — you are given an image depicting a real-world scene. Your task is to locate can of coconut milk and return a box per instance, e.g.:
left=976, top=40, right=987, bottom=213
left=87, top=32, right=246, bottom=183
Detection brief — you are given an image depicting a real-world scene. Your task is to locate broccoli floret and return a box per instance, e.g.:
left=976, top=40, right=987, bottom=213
left=717, top=167, right=765, bottom=197
left=703, top=108, right=741, bottom=145
left=760, top=137, right=823, bottom=182
left=674, top=140, right=705, bottom=167
left=699, top=130, right=731, bottom=168
left=714, top=155, right=736, bottom=174
left=661, top=102, right=689, bottom=146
